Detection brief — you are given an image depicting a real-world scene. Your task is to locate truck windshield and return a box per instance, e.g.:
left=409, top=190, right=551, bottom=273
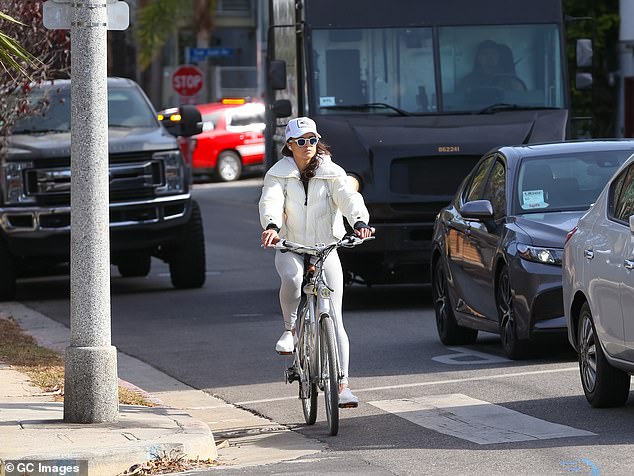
left=12, top=85, right=158, bottom=133
left=311, top=24, right=564, bottom=115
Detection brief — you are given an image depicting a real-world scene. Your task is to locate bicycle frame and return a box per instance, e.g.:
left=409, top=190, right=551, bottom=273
left=297, top=253, right=341, bottom=396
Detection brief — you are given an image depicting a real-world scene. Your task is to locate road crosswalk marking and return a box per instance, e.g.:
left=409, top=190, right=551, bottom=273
left=235, top=367, right=577, bottom=406
left=368, top=393, right=595, bottom=444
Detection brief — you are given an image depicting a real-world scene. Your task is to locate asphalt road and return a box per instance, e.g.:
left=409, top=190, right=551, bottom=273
left=14, top=178, right=634, bottom=476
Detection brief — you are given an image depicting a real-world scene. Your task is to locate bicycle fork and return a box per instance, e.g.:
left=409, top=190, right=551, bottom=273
left=316, top=290, right=344, bottom=386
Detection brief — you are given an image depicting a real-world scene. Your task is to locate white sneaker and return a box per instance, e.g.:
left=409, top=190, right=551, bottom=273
left=275, top=330, right=295, bottom=354
left=338, top=387, right=359, bottom=408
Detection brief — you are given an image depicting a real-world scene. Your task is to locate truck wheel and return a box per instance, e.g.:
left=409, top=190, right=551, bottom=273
left=117, top=254, right=151, bottom=278
left=169, top=201, right=206, bottom=289
left=0, top=240, right=16, bottom=301
left=216, top=151, right=242, bottom=182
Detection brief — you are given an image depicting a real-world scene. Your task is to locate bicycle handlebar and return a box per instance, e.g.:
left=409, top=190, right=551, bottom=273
left=272, top=235, right=375, bottom=255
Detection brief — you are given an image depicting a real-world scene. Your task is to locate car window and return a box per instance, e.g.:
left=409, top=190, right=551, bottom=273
left=482, top=159, right=506, bottom=220
left=12, top=84, right=158, bottom=133
left=11, top=88, right=71, bottom=133
left=226, top=103, right=265, bottom=130
left=612, top=165, right=634, bottom=224
left=463, top=156, right=494, bottom=203
left=107, top=87, right=157, bottom=128
left=609, top=168, right=627, bottom=219
left=514, top=150, right=632, bottom=214
left=201, top=110, right=222, bottom=132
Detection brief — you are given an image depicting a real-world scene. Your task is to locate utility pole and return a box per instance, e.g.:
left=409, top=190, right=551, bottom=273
left=43, top=0, right=129, bottom=423
left=64, top=0, right=117, bottom=424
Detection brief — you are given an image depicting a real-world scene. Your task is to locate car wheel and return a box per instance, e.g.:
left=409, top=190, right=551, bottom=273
left=216, top=151, right=242, bottom=182
left=168, top=200, right=206, bottom=289
left=432, top=259, right=478, bottom=345
left=117, top=254, right=151, bottom=278
left=496, top=265, right=529, bottom=359
left=577, top=302, right=630, bottom=407
left=0, top=239, right=16, bottom=301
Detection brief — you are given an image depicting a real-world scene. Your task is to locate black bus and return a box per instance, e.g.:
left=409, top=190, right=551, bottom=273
left=266, top=0, right=575, bottom=284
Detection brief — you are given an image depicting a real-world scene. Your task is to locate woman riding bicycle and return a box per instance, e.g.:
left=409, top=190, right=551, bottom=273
left=259, top=116, right=373, bottom=407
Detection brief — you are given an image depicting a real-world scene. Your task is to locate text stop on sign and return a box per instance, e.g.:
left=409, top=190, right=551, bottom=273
left=172, top=65, right=204, bottom=97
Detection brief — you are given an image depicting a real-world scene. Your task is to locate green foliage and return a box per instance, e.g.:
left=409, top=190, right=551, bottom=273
left=0, top=11, right=38, bottom=77
left=136, top=0, right=216, bottom=71
left=136, top=0, right=191, bottom=71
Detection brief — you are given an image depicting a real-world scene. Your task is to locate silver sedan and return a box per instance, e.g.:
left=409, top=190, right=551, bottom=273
left=564, top=152, right=634, bottom=407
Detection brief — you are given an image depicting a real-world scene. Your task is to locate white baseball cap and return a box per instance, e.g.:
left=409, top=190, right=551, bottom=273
left=285, top=117, right=321, bottom=141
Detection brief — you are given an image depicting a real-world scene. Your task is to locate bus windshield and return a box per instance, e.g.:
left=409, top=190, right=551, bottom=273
left=310, top=24, right=565, bottom=115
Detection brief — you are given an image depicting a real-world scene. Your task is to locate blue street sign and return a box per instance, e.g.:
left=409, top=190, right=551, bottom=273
left=186, top=47, right=235, bottom=63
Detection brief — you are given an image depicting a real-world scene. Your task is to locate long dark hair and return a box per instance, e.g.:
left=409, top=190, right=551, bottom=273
left=282, top=139, right=331, bottom=181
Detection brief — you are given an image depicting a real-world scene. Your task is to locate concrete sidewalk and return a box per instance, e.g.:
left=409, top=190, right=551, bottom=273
left=0, top=302, right=324, bottom=475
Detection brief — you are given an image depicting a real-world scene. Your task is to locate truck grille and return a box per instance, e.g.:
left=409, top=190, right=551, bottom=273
left=390, top=155, right=480, bottom=195
left=24, top=155, right=164, bottom=204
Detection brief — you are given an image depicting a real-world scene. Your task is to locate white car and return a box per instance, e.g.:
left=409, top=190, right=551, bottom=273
left=563, top=153, right=634, bottom=407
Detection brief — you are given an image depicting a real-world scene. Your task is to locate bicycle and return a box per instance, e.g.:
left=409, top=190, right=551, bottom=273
left=271, top=235, right=373, bottom=436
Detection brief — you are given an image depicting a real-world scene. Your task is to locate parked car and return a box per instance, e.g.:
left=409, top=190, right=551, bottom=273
left=431, top=140, right=634, bottom=359
left=159, top=98, right=265, bottom=182
left=564, top=150, right=634, bottom=407
left=0, top=78, right=205, bottom=300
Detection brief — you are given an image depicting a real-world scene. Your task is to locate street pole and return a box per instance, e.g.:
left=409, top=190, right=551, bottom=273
left=63, top=0, right=118, bottom=423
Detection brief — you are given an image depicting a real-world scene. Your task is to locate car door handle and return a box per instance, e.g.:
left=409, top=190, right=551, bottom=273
left=584, top=249, right=594, bottom=259
left=625, top=259, right=634, bottom=270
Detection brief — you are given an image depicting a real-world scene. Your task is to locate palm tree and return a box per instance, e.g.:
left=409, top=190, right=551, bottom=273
left=0, top=11, right=37, bottom=76
left=136, top=0, right=215, bottom=71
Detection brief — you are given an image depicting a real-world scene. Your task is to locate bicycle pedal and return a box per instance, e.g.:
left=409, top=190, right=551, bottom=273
left=285, top=367, right=300, bottom=384
left=338, top=402, right=359, bottom=409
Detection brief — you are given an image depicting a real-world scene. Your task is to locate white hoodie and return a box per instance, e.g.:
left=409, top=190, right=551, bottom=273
left=259, top=155, right=370, bottom=245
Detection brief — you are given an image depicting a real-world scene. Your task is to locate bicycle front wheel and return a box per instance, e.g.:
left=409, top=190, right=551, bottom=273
left=298, top=304, right=317, bottom=425
left=320, top=315, right=339, bottom=436
left=297, top=312, right=317, bottom=425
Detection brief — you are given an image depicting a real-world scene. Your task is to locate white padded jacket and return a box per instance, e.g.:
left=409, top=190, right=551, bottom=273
left=259, top=155, right=370, bottom=245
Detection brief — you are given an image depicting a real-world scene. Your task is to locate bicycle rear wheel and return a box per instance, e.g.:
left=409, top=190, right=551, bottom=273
left=297, top=303, right=317, bottom=425
left=320, top=315, right=339, bottom=436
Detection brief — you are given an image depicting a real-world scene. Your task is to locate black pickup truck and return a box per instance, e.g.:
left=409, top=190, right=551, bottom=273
left=0, top=77, right=205, bottom=300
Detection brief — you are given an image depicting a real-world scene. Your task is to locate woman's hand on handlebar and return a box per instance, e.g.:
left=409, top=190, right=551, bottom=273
left=261, top=229, right=281, bottom=248
left=354, top=226, right=375, bottom=239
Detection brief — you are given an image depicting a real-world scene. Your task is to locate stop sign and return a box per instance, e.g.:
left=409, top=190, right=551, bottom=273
left=172, top=65, right=204, bottom=96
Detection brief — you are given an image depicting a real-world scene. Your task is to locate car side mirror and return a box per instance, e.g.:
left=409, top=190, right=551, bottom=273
left=177, top=105, right=202, bottom=137
left=160, top=105, right=202, bottom=138
left=273, top=99, right=292, bottom=118
left=461, top=200, right=494, bottom=221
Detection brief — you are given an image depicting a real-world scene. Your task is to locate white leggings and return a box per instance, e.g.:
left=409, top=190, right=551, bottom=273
left=274, top=249, right=350, bottom=384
